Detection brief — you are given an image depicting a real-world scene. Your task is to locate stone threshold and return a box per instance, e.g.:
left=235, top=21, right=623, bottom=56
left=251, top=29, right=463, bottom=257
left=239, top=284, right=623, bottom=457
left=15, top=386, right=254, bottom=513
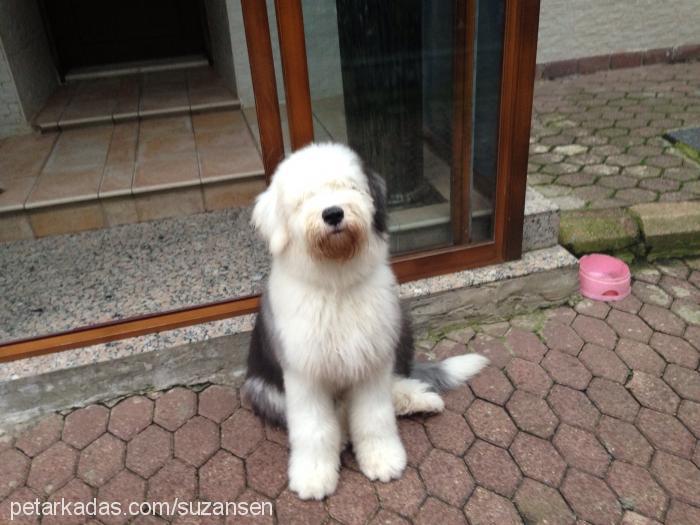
left=559, top=201, right=700, bottom=261
left=0, top=244, right=578, bottom=432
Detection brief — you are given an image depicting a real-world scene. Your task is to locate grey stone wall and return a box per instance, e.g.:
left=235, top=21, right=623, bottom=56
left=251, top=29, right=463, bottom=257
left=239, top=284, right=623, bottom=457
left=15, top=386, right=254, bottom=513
left=205, top=0, right=237, bottom=95
left=0, top=39, right=27, bottom=137
left=0, top=0, right=57, bottom=134
left=537, top=0, right=700, bottom=63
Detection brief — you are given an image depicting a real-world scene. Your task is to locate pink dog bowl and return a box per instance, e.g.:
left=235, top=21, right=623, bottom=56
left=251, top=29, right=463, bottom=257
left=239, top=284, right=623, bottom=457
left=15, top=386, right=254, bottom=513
left=579, top=253, right=631, bottom=301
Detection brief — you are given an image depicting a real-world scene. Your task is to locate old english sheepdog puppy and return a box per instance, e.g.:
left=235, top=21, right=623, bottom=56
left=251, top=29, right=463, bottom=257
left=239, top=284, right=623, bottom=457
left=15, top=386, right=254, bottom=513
left=243, top=142, right=489, bottom=500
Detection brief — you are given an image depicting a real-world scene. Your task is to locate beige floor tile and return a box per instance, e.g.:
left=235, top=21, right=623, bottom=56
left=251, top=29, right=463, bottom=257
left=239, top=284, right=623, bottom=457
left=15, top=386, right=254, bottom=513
left=134, top=186, right=204, bottom=222
left=28, top=201, right=105, bottom=237
left=193, top=110, right=263, bottom=182
left=41, top=125, right=113, bottom=177
left=26, top=169, right=104, bottom=207
left=113, top=76, right=141, bottom=121
left=0, top=177, right=37, bottom=212
left=99, top=122, right=139, bottom=197
left=134, top=116, right=199, bottom=192
left=34, top=85, right=76, bottom=130
left=0, top=132, right=58, bottom=181
left=202, top=177, right=265, bottom=211
left=0, top=211, right=34, bottom=242
left=58, top=78, right=120, bottom=127
left=187, top=67, right=238, bottom=111
left=101, top=196, right=139, bottom=227
left=140, top=70, right=189, bottom=117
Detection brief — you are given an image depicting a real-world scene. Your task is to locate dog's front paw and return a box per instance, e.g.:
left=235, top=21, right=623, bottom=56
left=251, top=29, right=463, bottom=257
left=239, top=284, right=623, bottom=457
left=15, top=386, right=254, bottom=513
left=289, top=457, right=339, bottom=500
left=355, top=437, right=407, bottom=482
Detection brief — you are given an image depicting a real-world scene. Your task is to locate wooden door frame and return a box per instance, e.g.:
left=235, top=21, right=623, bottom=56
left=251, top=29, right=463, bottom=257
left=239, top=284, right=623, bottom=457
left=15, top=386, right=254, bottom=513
left=0, top=0, right=540, bottom=363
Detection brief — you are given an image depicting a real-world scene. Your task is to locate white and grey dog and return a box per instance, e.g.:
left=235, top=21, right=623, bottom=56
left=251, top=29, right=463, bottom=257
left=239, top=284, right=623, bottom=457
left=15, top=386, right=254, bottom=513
left=243, top=142, right=488, bottom=500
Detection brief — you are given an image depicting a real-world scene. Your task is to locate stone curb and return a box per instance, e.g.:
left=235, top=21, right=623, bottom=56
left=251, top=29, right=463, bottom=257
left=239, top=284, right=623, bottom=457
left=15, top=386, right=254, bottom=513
left=560, top=201, right=700, bottom=262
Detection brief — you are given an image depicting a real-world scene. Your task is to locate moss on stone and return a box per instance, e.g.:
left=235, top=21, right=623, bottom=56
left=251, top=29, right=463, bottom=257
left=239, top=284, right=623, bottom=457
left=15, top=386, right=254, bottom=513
left=630, top=202, right=700, bottom=261
left=559, top=209, right=640, bottom=256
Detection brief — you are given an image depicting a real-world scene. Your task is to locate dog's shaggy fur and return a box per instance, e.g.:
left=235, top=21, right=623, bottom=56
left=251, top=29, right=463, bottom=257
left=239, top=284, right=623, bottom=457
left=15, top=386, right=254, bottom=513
left=244, top=143, right=488, bottom=499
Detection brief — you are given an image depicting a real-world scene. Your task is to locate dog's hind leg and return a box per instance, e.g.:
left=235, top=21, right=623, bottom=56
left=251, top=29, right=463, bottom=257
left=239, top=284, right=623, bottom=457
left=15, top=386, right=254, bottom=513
left=391, top=376, right=445, bottom=416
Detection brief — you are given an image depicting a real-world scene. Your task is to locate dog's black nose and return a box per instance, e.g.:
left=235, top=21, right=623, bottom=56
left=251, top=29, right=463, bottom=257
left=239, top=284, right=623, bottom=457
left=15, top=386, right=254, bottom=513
left=322, top=206, right=344, bottom=226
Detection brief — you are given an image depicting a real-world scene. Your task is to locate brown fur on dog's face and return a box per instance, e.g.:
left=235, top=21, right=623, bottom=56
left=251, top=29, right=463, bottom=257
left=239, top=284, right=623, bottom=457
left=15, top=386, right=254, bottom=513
left=306, top=220, right=366, bottom=261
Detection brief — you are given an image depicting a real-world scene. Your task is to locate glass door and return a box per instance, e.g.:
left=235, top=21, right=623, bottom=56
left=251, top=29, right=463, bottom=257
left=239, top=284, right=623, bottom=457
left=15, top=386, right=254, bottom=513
left=270, top=0, right=540, bottom=280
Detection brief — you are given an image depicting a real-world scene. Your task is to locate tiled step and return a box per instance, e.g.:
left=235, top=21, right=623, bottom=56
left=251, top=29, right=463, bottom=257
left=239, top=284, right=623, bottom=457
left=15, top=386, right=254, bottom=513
left=0, top=109, right=265, bottom=241
left=35, top=66, right=240, bottom=132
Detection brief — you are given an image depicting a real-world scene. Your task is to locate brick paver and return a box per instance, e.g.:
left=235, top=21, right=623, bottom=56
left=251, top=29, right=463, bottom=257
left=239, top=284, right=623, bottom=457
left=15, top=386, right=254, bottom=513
left=529, top=61, right=700, bottom=210
left=2, top=258, right=700, bottom=523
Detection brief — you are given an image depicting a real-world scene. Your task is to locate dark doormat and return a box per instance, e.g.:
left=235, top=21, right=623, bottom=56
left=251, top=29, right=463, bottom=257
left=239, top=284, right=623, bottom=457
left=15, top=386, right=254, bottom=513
left=664, top=127, right=700, bottom=163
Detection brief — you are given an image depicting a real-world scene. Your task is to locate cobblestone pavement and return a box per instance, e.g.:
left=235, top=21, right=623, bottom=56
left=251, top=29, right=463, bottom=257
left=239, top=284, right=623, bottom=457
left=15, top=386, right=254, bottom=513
left=2, top=258, right=700, bottom=524
left=529, top=61, right=700, bottom=210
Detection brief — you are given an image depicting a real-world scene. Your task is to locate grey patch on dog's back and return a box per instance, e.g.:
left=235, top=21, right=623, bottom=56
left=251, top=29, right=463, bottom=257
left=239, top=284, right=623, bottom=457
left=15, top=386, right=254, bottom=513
left=245, top=292, right=287, bottom=427
left=410, top=361, right=453, bottom=392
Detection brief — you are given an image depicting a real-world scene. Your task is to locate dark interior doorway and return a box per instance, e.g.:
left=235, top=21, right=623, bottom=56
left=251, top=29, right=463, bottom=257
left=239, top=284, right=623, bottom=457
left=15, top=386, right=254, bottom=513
left=40, top=0, right=210, bottom=77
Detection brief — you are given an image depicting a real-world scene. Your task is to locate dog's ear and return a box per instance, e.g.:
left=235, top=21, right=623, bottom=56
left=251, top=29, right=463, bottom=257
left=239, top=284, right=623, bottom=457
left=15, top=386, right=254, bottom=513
left=251, top=183, right=289, bottom=255
left=364, top=165, right=388, bottom=234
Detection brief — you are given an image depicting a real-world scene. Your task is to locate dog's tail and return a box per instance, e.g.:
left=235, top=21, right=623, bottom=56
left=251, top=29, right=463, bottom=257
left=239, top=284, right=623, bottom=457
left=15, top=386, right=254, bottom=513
left=411, top=354, right=490, bottom=392
left=392, top=354, right=489, bottom=416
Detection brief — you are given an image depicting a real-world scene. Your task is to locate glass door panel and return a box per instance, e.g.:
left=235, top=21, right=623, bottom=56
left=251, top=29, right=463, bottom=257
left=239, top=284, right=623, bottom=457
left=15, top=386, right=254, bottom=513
left=300, top=0, right=505, bottom=253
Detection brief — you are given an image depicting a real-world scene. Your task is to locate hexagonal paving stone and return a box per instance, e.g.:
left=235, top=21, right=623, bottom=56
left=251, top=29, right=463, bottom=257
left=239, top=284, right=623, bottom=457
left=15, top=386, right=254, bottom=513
left=375, top=466, right=426, bottom=518
left=672, top=299, right=700, bottom=326
left=649, top=332, right=699, bottom=369
left=245, top=441, right=288, bottom=498
left=173, top=415, right=219, bottom=467
left=275, top=489, right=328, bottom=525
left=678, top=400, right=700, bottom=438
left=505, top=358, right=553, bottom=396
left=199, top=450, right=245, bottom=503
left=574, top=299, right=610, bottom=319
left=442, top=384, right=474, bottom=413
left=465, top=440, right=522, bottom=498
left=636, top=408, right=694, bottom=458
left=547, top=385, right=600, bottom=431
left=513, top=478, right=574, bottom=525
left=553, top=424, right=610, bottom=476
left=505, top=328, right=547, bottom=362
left=579, top=343, right=630, bottom=384
left=424, top=409, right=474, bottom=455
left=44, top=478, right=94, bottom=525
left=509, top=432, right=566, bottom=487
left=632, top=281, right=672, bottom=307
left=146, top=458, right=196, bottom=509
left=597, top=415, right=653, bottom=467
left=468, top=367, right=514, bottom=406
left=588, top=377, right=640, bottom=422
left=607, top=310, right=653, bottom=343
left=506, top=390, right=558, bottom=438
left=465, top=400, right=517, bottom=448
left=542, top=350, right=593, bottom=390
left=108, top=396, right=153, bottom=441
left=398, top=418, right=431, bottom=467
left=651, top=451, right=700, bottom=507
left=541, top=320, right=584, bottom=355
left=125, top=424, right=172, bottom=479
left=221, top=409, right=264, bottom=458
left=77, top=433, right=125, bottom=487
left=62, top=405, right=109, bottom=450
left=666, top=500, right=700, bottom=525
left=153, top=387, right=197, bottom=431
left=327, top=468, right=379, bottom=525
left=464, top=487, right=522, bottom=525
left=27, top=441, right=78, bottom=495
left=196, top=385, right=238, bottom=425
left=607, top=460, right=668, bottom=521
left=639, top=304, right=686, bottom=336
left=0, top=449, right=30, bottom=500
left=664, top=364, right=700, bottom=402
left=561, top=469, right=622, bottom=525
left=419, top=448, right=473, bottom=506
left=627, top=371, right=681, bottom=413
left=97, top=470, right=146, bottom=525
left=616, top=338, right=666, bottom=376
left=611, top=294, right=644, bottom=315
left=469, top=335, right=511, bottom=368
left=15, top=414, right=63, bottom=457
left=414, top=497, right=466, bottom=525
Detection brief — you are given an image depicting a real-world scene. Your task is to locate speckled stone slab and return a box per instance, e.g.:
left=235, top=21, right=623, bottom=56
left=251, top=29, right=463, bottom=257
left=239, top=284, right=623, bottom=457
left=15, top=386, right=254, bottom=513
left=0, top=245, right=576, bottom=382
left=1, top=186, right=558, bottom=344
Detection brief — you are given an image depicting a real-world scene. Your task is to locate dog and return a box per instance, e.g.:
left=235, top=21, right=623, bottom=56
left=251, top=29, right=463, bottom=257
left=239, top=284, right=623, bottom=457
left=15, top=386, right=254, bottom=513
left=243, top=142, right=489, bottom=500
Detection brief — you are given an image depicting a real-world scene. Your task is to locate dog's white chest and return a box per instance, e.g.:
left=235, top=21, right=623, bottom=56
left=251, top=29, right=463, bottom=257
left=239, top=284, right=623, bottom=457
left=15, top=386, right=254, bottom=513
left=269, top=269, right=400, bottom=385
